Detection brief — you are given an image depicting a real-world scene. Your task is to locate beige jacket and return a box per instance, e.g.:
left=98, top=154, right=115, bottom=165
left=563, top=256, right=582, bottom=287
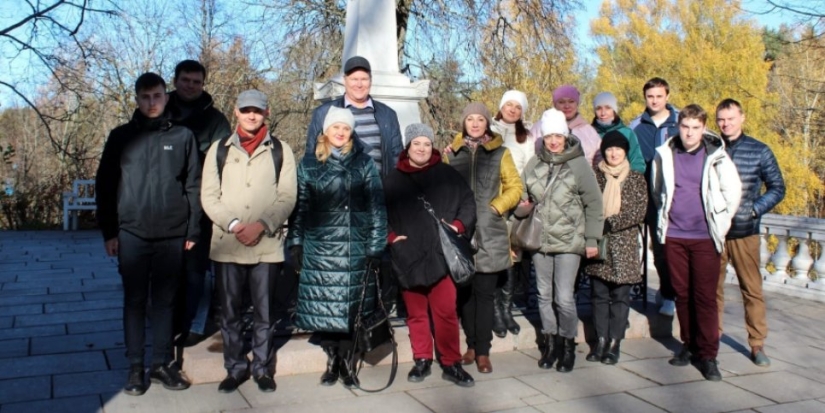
left=201, top=132, right=297, bottom=264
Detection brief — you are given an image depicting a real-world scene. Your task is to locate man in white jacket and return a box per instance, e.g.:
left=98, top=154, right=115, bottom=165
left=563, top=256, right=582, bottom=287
left=650, top=104, right=741, bottom=382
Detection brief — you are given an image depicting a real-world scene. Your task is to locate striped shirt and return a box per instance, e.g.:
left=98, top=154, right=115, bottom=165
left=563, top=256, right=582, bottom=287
left=345, top=99, right=382, bottom=171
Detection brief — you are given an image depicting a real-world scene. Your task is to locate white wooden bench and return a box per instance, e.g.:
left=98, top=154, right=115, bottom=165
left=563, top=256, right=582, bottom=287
left=62, top=179, right=96, bottom=230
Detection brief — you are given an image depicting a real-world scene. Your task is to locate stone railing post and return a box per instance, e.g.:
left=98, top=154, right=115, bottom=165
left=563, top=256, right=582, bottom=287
left=788, top=230, right=813, bottom=287
left=759, top=229, right=771, bottom=278
left=767, top=230, right=791, bottom=284
left=811, top=234, right=825, bottom=291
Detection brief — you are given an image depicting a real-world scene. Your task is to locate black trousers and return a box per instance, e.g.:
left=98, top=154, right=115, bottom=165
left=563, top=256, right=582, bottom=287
left=175, top=218, right=212, bottom=337
left=118, top=231, right=183, bottom=366
left=590, top=277, right=632, bottom=340
left=216, top=262, right=279, bottom=378
left=458, top=271, right=501, bottom=356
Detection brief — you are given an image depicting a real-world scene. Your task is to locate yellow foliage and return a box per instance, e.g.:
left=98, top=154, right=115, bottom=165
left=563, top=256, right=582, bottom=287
left=591, top=0, right=821, bottom=216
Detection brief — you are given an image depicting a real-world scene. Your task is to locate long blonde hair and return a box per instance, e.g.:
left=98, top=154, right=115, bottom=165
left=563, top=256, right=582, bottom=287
left=315, top=133, right=354, bottom=163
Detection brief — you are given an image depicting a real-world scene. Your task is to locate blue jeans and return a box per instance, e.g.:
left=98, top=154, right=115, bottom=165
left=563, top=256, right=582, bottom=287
left=532, top=252, right=580, bottom=339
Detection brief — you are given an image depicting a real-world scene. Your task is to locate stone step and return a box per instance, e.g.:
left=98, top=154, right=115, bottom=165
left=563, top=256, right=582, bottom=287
left=181, top=301, right=678, bottom=384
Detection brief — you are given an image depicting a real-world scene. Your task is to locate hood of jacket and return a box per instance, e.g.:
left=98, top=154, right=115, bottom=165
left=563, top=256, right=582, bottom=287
left=167, top=90, right=218, bottom=122
left=537, top=133, right=584, bottom=165
left=664, top=130, right=725, bottom=156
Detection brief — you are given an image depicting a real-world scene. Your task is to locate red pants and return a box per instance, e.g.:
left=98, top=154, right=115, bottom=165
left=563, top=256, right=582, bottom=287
left=665, top=237, right=721, bottom=360
left=402, top=275, right=461, bottom=366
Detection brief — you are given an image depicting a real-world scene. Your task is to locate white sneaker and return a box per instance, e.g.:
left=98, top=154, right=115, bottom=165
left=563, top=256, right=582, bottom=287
left=659, top=299, right=676, bottom=317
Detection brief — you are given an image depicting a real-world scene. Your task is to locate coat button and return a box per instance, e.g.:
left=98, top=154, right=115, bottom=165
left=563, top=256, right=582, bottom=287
left=246, top=183, right=251, bottom=187
left=245, top=205, right=250, bottom=209
left=235, top=158, right=239, bottom=162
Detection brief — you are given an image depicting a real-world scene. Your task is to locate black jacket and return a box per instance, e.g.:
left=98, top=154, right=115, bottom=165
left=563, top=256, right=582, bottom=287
left=304, top=96, right=403, bottom=177
left=96, top=110, right=202, bottom=243
left=383, top=152, right=477, bottom=289
left=724, top=134, right=785, bottom=239
left=168, top=90, right=231, bottom=157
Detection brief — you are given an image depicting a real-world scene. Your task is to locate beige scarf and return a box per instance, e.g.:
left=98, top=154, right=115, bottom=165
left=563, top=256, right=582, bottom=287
left=598, top=159, right=630, bottom=218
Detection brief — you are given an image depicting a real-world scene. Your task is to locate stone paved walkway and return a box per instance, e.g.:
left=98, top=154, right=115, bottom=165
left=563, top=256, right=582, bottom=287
left=2, top=231, right=825, bottom=413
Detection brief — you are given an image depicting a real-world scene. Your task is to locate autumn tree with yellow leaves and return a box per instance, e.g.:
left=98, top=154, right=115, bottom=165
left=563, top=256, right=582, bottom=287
left=591, top=0, right=822, bottom=216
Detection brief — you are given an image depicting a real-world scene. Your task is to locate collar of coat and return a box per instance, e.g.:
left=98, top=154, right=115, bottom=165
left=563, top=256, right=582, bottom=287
left=536, top=133, right=585, bottom=164
left=449, top=131, right=504, bottom=153
left=663, top=131, right=725, bottom=155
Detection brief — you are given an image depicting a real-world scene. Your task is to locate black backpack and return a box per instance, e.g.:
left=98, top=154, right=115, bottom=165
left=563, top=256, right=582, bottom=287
left=215, top=135, right=283, bottom=184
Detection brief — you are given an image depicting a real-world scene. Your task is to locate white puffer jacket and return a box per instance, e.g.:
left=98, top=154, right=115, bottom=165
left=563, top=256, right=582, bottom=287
left=650, top=132, right=742, bottom=252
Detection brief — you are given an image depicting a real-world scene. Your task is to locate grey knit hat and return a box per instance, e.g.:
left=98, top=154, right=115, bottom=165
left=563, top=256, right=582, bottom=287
left=404, top=123, right=434, bottom=144
left=323, top=106, right=355, bottom=133
left=593, top=92, right=619, bottom=114
left=461, top=102, right=492, bottom=126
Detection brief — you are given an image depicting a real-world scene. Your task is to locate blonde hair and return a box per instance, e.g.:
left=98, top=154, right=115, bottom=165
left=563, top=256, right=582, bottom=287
left=315, top=133, right=354, bottom=163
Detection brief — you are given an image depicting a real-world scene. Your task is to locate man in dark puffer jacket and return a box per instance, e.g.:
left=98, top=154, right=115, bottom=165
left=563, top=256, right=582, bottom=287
left=715, top=98, right=785, bottom=368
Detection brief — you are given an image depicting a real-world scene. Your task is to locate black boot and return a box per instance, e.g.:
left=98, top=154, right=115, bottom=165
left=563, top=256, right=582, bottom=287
left=538, top=334, right=558, bottom=369
left=492, top=291, right=507, bottom=338
left=601, top=339, right=621, bottom=365
left=501, top=267, right=521, bottom=335
left=556, top=337, right=576, bottom=373
left=441, top=362, right=475, bottom=387
left=586, top=337, right=607, bottom=362
left=339, top=354, right=359, bottom=389
left=407, top=358, right=432, bottom=383
left=320, top=347, right=340, bottom=386
left=123, top=364, right=146, bottom=396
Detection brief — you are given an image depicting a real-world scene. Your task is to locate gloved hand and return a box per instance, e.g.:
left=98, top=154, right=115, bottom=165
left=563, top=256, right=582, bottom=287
left=290, top=246, right=303, bottom=272
left=366, top=256, right=382, bottom=271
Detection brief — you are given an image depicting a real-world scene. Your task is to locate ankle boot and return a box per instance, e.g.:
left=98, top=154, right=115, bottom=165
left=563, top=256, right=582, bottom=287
left=556, top=337, right=576, bottom=373
left=319, top=347, right=340, bottom=386
left=338, top=355, right=359, bottom=388
left=538, top=334, right=558, bottom=369
left=501, top=267, right=520, bottom=335
left=586, top=337, right=607, bottom=362
left=602, top=339, right=621, bottom=365
left=492, top=290, right=507, bottom=338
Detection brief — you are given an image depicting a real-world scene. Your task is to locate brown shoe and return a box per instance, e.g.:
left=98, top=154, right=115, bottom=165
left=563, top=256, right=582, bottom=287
left=461, top=348, right=475, bottom=365
left=476, top=355, right=492, bottom=374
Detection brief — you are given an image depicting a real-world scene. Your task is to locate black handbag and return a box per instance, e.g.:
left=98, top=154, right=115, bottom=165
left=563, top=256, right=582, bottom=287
left=345, top=262, right=398, bottom=392
left=420, top=196, right=476, bottom=285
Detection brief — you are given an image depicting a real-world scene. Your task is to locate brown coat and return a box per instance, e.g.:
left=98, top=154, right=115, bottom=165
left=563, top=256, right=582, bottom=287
left=584, top=169, right=647, bottom=284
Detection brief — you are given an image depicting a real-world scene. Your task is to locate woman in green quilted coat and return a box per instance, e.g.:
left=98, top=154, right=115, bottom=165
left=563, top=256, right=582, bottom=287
left=287, top=107, right=387, bottom=389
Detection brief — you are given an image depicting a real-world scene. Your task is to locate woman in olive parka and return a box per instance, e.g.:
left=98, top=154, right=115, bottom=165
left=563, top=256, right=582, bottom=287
left=287, top=107, right=387, bottom=389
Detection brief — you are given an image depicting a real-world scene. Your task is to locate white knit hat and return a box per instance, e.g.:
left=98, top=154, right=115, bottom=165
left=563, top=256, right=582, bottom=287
left=593, top=92, right=619, bottom=114
left=540, top=108, right=569, bottom=137
left=499, top=90, right=528, bottom=114
left=323, top=107, right=355, bottom=133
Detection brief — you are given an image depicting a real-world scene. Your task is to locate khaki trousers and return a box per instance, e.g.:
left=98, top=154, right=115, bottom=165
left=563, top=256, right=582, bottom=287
left=717, top=235, right=768, bottom=348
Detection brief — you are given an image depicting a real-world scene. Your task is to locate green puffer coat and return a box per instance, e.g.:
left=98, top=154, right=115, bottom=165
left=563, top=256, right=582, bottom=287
left=286, top=140, right=387, bottom=333
left=522, top=135, right=604, bottom=255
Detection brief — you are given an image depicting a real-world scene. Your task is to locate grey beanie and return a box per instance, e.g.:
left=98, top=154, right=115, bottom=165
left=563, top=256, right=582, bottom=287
left=323, top=106, right=355, bottom=133
left=593, top=92, right=619, bottom=115
left=461, top=102, right=492, bottom=126
left=405, top=123, right=434, bottom=144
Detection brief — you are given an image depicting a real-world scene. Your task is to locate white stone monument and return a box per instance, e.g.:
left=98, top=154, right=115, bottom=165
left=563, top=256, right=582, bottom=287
left=314, top=0, right=430, bottom=144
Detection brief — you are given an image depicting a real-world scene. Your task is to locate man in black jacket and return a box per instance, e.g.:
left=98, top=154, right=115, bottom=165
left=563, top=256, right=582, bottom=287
left=715, top=98, right=785, bottom=367
left=168, top=60, right=231, bottom=347
left=96, top=72, right=201, bottom=396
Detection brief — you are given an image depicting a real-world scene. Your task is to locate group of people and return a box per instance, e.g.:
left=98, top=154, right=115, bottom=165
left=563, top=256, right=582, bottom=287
left=96, top=54, right=785, bottom=399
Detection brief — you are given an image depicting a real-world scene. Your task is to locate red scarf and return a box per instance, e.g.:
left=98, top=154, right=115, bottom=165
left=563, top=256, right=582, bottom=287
left=237, top=125, right=268, bottom=155
left=396, top=148, right=442, bottom=173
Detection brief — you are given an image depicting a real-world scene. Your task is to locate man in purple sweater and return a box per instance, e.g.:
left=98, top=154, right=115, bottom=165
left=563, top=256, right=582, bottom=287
left=650, top=104, right=741, bottom=382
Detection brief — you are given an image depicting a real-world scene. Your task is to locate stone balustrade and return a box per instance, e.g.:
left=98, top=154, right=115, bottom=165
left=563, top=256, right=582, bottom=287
left=722, top=213, right=825, bottom=301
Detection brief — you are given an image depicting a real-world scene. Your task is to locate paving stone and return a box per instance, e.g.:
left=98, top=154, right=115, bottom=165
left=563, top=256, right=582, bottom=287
left=54, top=368, right=128, bottom=397
left=0, top=338, right=29, bottom=358
left=520, top=394, right=554, bottom=406
left=726, top=371, right=825, bottom=403
left=68, top=319, right=122, bottom=334
left=616, top=336, right=682, bottom=360
left=2, top=279, right=82, bottom=290
left=45, top=298, right=122, bottom=313
left=102, top=382, right=250, bottom=413
left=15, top=308, right=121, bottom=327
left=0, top=375, right=52, bottom=404
left=0, top=395, right=101, bottom=413
left=13, top=268, right=74, bottom=280
left=0, top=351, right=107, bottom=379
left=618, top=357, right=734, bottom=384
left=765, top=345, right=825, bottom=369
left=238, top=369, right=356, bottom=409
left=49, top=283, right=121, bottom=294
left=0, top=262, right=53, bottom=271
left=716, top=351, right=792, bottom=376
left=408, top=377, right=542, bottom=413
left=0, top=273, right=16, bottom=282
left=0, top=287, right=48, bottom=296
left=0, top=316, right=11, bottom=328
left=534, top=392, right=667, bottom=413
left=0, top=303, right=42, bottom=316
left=83, top=290, right=124, bottom=301
left=754, top=400, right=825, bottom=413
left=518, top=364, right=657, bottom=401
left=0, top=293, right=82, bottom=306
left=490, top=408, right=542, bottom=413
left=82, top=277, right=124, bottom=286
left=344, top=361, right=455, bottom=397
left=0, top=324, right=65, bottom=340
left=31, top=330, right=124, bottom=355
left=630, top=380, right=775, bottom=413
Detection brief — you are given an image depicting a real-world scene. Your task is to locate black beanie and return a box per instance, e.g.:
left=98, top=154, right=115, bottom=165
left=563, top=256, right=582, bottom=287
left=600, top=130, right=630, bottom=159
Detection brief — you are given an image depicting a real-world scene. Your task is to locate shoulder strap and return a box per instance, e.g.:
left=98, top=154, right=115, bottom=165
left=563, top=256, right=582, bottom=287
left=538, top=164, right=562, bottom=204
left=216, top=135, right=284, bottom=184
